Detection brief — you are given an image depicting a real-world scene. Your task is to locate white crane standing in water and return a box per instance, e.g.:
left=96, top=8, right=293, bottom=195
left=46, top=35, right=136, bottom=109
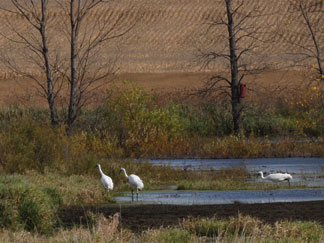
left=96, top=164, right=114, bottom=191
left=120, top=168, right=144, bottom=201
left=258, top=171, right=292, bottom=187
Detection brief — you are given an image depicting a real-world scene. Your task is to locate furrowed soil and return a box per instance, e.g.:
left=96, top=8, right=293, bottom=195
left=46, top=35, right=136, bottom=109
left=0, top=0, right=318, bottom=108
left=60, top=201, right=324, bottom=233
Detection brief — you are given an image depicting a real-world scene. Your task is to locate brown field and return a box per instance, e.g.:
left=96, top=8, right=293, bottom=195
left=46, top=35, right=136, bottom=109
left=0, top=0, right=322, bottom=108
left=0, top=70, right=308, bottom=108
left=1, top=0, right=298, bottom=73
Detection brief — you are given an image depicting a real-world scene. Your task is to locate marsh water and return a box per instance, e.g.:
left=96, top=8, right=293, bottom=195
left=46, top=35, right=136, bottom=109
left=116, top=157, right=324, bottom=205
left=150, top=157, right=324, bottom=186
left=116, top=188, right=324, bottom=205
left=149, top=157, right=324, bottom=174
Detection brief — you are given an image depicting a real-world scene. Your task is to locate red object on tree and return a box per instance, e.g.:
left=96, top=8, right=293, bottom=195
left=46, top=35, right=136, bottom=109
left=240, top=83, right=246, bottom=98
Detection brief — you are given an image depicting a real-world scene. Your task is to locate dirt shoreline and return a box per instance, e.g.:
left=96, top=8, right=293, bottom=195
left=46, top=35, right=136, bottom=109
left=60, top=201, right=324, bottom=233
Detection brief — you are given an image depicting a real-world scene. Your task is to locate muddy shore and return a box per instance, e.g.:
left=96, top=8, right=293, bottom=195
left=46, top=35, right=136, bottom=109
left=60, top=201, right=324, bottom=233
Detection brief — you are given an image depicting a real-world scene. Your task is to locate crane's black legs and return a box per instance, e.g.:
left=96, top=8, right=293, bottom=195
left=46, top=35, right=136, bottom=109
left=131, top=188, right=140, bottom=202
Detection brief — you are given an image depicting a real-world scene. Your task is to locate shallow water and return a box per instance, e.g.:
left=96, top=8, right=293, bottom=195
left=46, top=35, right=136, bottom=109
left=150, top=157, right=324, bottom=174
left=116, top=188, right=324, bottom=205
left=118, top=157, right=324, bottom=205
left=149, top=157, right=324, bottom=187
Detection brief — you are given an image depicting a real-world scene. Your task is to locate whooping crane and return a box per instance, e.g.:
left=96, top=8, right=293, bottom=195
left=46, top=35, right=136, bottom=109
left=120, top=168, right=144, bottom=201
left=96, top=164, right=113, bottom=191
left=258, top=171, right=292, bottom=187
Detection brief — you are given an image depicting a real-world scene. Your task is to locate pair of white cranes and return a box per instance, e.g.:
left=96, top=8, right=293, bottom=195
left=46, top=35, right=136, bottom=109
left=97, top=164, right=144, bottom=201
left=97, top=163, right=293, bottom=202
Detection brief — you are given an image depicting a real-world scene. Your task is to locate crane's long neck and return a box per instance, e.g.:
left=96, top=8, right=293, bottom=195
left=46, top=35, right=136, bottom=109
left=98, top=165, right=104, bottom=176
left=122, top=169, right=128, bottom=179
left=259, top=172, right=265, bottom=179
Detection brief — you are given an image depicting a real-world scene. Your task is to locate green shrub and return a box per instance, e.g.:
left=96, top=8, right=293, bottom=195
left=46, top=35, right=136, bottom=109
left=18, top=188, right=57, bottom=233
left=0, top=176, right=62, bottom=234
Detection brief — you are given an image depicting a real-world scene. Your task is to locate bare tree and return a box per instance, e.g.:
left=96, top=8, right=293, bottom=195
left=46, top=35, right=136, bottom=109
left=196, top=0, right=269, bottom=135
left=56, top=0, right=135, bottom=133
left=281, top=0, right=324, bottom=80
left=0, top=0, right=61, bottom=126
left=1, top=0, right=136, bottom=132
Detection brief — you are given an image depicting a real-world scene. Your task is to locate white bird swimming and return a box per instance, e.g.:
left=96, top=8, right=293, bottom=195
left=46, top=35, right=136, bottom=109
left=258, top=171, right=292, bottom=187
left=97, top=164, right=113, bottom=191
left=120, top=167, right=144, bottom=201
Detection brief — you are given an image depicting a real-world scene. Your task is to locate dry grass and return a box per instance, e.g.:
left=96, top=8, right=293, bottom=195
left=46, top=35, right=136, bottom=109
left=1, top=213, right=323, bottom=242
left=0, top=213, right=134, bottom=243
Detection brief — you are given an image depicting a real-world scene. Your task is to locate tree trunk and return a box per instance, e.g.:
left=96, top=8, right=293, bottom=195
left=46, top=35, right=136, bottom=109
left=67, top=0, right=79, bottom=133
left=40, top=0, right=59, bottom=126
left=225, top=0, right=242, bottom=136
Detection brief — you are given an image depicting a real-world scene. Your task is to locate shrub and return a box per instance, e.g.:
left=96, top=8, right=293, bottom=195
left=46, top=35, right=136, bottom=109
left=18, top=187, right=58, bottom=233
left=104, top=82, right=190, bottom=157
left=287, top=84, right=324, bottom=137
left=0, top=176, right=62, bottom=234
left=200, top=102, right=233, bottom=136
left=0, top=119, right=65, bottom=173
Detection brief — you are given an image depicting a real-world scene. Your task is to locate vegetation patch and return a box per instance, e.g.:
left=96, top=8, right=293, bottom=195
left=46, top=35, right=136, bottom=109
left=1, top=212, right=323, bottom=242
left=0, top=175, right=62, bottom=234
